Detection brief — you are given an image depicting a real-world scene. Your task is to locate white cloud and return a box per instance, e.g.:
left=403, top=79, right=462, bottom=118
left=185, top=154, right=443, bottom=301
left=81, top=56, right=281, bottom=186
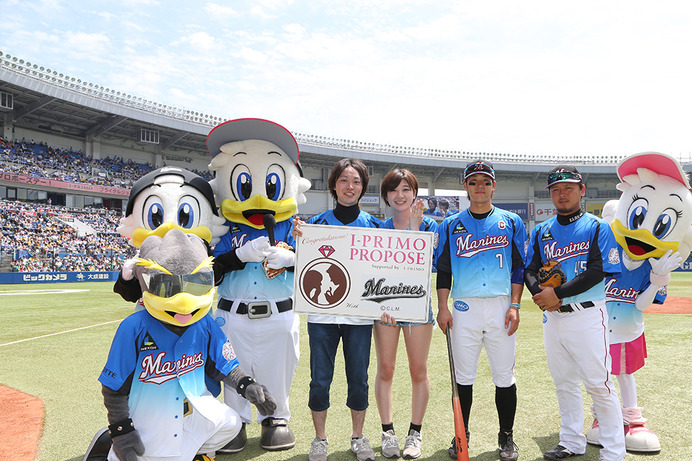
left=204, top=3, right=240, bottom=18
left=176, top=31, right=217, bottom=51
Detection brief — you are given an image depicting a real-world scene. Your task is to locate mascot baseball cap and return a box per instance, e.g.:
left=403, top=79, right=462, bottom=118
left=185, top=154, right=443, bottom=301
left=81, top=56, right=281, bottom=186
left=206, top=118, right=300, bottom=164
left=125, top=167, right=218, bottom=217
left=617, top=151, right=691, bottom=191
left=464, top=160, right=495, bottom=181
left=546, top=165, right=583, bottom=189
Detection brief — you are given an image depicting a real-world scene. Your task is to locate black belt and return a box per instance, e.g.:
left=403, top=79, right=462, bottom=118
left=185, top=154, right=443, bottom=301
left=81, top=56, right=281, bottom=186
left=558, top=301, right=595, bottom=313
left=217, top=298, right=293, bottom=316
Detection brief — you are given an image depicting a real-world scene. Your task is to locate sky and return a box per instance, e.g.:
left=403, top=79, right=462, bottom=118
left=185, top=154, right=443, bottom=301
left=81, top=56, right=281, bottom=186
left=2, top=0, right=692, bottom=159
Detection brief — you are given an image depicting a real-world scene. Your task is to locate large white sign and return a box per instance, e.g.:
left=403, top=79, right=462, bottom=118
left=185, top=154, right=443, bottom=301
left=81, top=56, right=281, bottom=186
left=293, top=224, right=434, bottom=322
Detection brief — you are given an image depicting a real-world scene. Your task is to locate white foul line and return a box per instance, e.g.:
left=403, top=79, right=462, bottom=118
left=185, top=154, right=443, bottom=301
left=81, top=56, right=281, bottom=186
left=0, top=320, right=121, bottom=347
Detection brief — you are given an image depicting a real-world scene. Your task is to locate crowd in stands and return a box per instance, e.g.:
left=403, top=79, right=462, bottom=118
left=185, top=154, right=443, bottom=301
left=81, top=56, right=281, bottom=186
left=0, top=199, right=135, bottom=272
left=0, top=136, right=217, bottom=273
left=0, top=137, right=213, bottom=188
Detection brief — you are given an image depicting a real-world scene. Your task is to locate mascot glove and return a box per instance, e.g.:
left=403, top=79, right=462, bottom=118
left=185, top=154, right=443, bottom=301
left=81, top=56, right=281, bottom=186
left=236, top=236, right=270, bottom=263
left=112, top=430, right=145, bottom=461
left=265, top=246, right=295, bottom=269
left=650, top=250, right=682, bottom=286
left=121, top=256, right=138, bottom=281
left=244, top=382, right=277, bottom=416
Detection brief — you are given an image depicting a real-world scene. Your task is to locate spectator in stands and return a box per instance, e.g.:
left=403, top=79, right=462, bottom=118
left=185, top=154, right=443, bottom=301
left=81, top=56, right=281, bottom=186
left=0, top=198, right=133, bottom=272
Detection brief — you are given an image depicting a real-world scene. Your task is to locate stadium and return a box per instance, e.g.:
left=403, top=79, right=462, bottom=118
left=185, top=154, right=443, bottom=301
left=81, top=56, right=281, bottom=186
left=3, top=50, right=690, bottom=281
left=1, top=51, right=691, bottom=461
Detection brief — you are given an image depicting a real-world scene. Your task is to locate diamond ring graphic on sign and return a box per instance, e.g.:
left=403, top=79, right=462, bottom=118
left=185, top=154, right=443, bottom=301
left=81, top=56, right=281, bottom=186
left=299, top=255, right=350, bottom=309
left=319, top=245, right=335, bottom=258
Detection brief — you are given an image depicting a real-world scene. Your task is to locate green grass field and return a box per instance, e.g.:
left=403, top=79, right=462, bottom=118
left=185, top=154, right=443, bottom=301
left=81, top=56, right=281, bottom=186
left=1, top=273, right=690, bottom=461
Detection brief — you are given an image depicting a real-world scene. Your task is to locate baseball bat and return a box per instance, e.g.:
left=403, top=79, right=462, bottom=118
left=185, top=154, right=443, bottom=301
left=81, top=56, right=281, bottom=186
left=263, top=214, right=276, bottom=246
left=446, top=325, right=470, bottom=461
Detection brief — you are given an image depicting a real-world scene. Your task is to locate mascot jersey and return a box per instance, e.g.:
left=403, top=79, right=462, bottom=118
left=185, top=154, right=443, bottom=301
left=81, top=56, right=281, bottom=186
left=436, top=208, right=526, bottom=299
left=213, top=220, right=296, bottom=300
left=99, top=310, right=239, bottom=457
left=605, top=247, right=666, bottom=344
left=527, top=212, right=620, bottom=305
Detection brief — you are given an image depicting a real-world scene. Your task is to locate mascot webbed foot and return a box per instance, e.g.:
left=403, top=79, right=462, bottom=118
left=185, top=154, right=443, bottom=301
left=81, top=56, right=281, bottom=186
left=260, top=417, right=296, bottom=451
left=218, top=422, right=247, bottom=453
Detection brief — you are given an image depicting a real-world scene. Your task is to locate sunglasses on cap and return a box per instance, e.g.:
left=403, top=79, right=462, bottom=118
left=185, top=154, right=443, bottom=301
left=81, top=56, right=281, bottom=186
left=464, top=162, right=495, bottom=180
left=546, top=170, right=583, bottom=188
left=141, top=271, right=213, bottom=298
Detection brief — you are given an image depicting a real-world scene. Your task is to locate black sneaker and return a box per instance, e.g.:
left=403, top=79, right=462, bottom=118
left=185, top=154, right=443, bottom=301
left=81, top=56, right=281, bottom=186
left=447, top=432, right=470, bottom=459
left=543, top=444, right=578, bottom=460
left=498, top=431, right=518, bottom=461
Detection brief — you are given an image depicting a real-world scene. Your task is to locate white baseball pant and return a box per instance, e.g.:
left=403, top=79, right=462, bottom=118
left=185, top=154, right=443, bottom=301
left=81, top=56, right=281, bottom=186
left=543, top=301, right=626, bottom=461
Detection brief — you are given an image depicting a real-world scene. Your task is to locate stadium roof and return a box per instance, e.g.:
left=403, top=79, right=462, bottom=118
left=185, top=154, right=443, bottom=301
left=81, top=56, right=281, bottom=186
left=1, top=51, right=688, bottom=185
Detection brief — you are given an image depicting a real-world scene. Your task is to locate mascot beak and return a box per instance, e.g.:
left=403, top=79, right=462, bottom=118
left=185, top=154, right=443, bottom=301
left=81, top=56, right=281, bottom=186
left=132, top=222, right=213, bottom=247
left=611, top=219, right=680, bottom=260
left=142, top=289, right=214, bottom=327
left=220, top=195, right=297, bottom=229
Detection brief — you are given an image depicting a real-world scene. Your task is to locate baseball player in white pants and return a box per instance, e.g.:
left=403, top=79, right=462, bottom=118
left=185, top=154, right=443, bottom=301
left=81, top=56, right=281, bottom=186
left=525, top=166, right=625, bottom=461
left=436, top=160, right=527, bottom=461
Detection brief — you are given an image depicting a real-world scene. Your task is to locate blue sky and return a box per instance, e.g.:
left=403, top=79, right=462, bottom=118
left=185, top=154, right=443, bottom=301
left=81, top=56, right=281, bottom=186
left=2, top=0, right=692, bottom=157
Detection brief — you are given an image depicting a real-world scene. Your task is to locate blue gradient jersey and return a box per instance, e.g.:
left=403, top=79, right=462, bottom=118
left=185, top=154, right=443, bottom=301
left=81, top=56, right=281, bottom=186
left=308, top=209, right=382, bottom=228
left=382, top=214, right=438, bottom=234
left=99, top=310, right=239, bottom=458
left=213, top=220, right=296, bottom=301
left=306, top=209, right=381, bottom=325
left=436, top=207, right=527, bottom=299
left=526, top=212, right=621, bottom=305
left=605, top=247, right=665, bottom=344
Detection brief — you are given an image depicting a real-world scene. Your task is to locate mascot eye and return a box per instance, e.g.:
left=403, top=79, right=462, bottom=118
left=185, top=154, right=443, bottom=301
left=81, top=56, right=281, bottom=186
left=143, top=196, right=165, bottom=230
left=265, top=164, right=286, bottom=201
left=652, top=208, right=678, bottom=239
left=177, top=197, right=201, bottom=229
left=230, top=164, right=252, bottom=201
left=627, top=198, right=648, bottom=230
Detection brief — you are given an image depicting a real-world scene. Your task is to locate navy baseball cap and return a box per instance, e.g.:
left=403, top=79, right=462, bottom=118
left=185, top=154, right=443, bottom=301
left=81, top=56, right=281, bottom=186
left=546, top=165, right=583, bottom=189
left=463, top=160, right=495, bottom=181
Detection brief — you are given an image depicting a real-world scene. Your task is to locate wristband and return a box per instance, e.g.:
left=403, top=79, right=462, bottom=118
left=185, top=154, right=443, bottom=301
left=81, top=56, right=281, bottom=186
left=509, top=302, right=520, bottom=309
left=236, top=376, right=255, bottom=397
left=108, top=418, right=135, bottom=437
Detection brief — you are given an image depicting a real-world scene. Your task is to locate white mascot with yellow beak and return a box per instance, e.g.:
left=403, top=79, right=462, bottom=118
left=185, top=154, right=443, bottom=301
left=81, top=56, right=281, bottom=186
left=206, top=118, right=310, bottom=453
left=587, top=152, right=692, bottom=453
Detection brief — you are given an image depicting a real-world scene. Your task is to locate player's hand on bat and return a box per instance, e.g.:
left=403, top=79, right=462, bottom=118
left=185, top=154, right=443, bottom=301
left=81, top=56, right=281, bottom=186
left=437, top=305, right=453, bottom=333
left=291, top=216, right=305, bottom=240
left=532, top=285, right=561, bottom=311
left=235, top=236, right=270, bottom=263
left=504, top=305, right=519, bottom=336
left=244, top=382, right=277, bottom=416
left=265, top=245, right=295, bottom=269
left=409, top=199, right=424, bottom=230
left=379, top=313, right=397, bottom=326
left=111, top=430, right=145, bottom=461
